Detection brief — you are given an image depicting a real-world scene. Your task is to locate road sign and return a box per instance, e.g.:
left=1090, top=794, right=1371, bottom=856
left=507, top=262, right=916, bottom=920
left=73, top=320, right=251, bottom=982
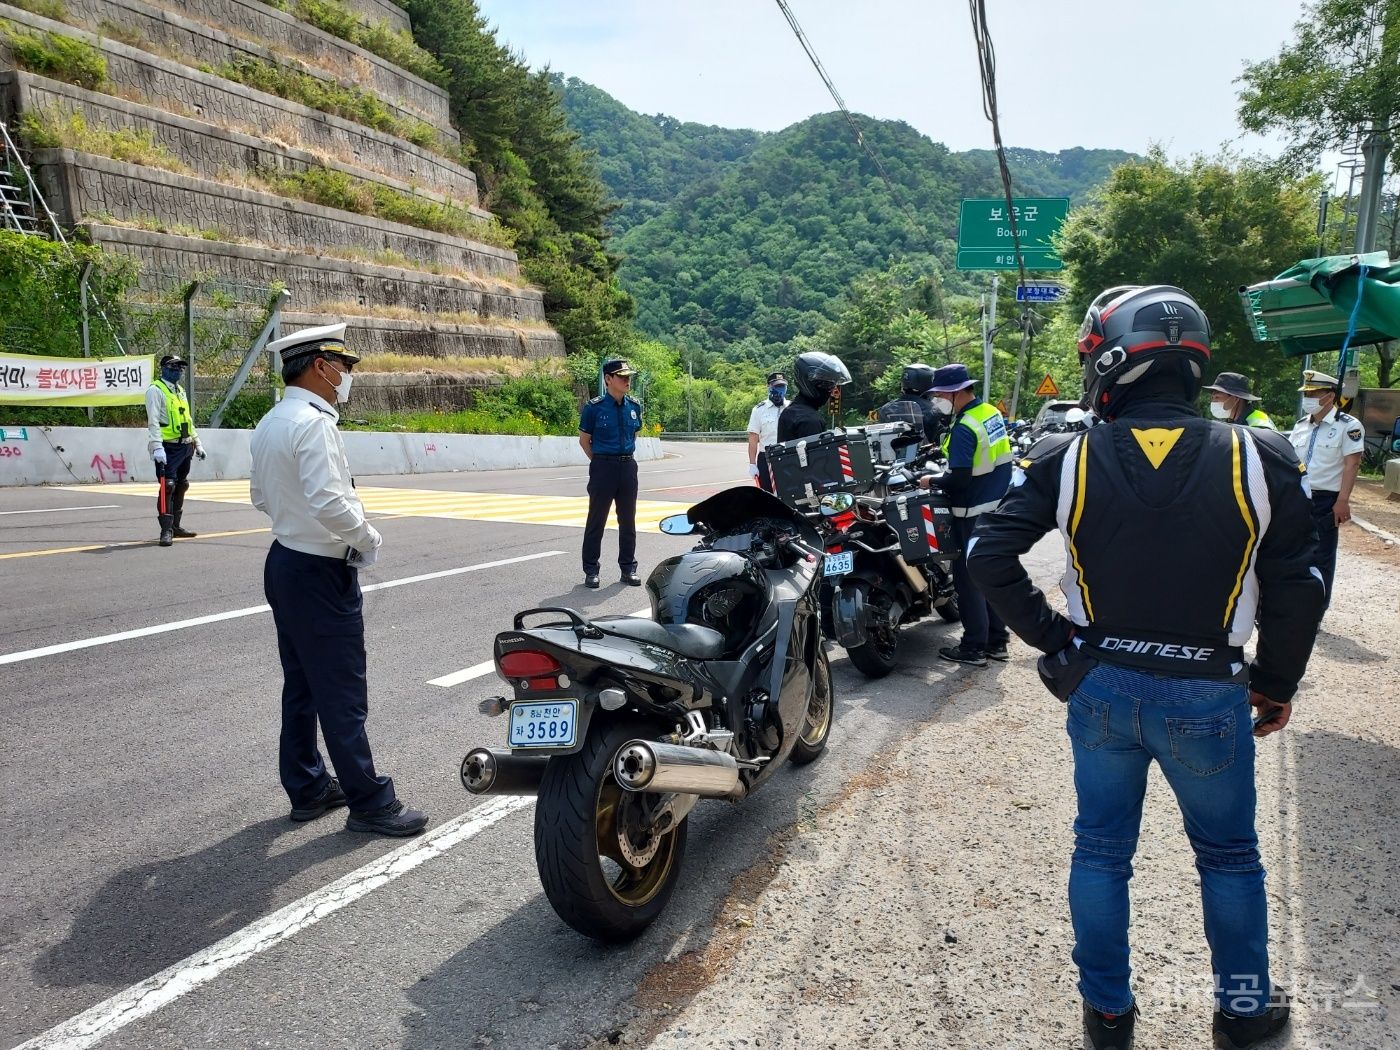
left=1034, top=374, right=1060, bottom=398
left=956, top=198, right=1069, bottom=271
left=1016, top=282, right=1066, bottom=303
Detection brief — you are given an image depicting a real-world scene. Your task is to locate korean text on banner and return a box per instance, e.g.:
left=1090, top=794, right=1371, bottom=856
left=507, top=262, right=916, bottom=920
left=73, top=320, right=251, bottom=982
left=0, top=353, right=155, bottom=407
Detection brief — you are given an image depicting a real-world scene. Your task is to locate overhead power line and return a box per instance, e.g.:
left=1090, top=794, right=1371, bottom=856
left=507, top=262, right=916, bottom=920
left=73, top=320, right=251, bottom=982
left=772, top=0, right=952, bottom=349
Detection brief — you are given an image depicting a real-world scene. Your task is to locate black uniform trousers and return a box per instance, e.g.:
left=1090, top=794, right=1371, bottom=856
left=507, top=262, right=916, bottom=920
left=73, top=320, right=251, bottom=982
left=156, top=440, right=193, bottom=531
left=1310, top=490, right=1339, bottom=606
left=951, top=514, right=1009, bottom=652
left=582, top=454, right=638, bottom=575
left=263, top=541, right=395, bottom=813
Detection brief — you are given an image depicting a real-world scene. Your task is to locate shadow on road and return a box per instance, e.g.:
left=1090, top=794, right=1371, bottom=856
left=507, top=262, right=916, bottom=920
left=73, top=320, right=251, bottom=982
left=33, top=817, right=373, bottom=989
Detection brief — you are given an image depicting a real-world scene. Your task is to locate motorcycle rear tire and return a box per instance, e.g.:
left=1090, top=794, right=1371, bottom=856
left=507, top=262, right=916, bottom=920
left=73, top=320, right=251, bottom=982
left=789, top=650, right=834, bottom=765
left=844, top=582, right=899, bottom=678
left=535, top=718, right=688, bottom=943
left=936, top=592, right=961, bottom=623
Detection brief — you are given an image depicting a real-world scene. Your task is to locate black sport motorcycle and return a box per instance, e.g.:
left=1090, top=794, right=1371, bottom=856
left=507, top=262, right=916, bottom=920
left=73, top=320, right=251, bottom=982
left=812, top=456, right=961, bottom=678
left=459, top=486, right=833, bottom=942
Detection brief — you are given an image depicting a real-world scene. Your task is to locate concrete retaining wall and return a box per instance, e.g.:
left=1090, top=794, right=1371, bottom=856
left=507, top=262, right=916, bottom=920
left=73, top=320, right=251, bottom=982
left=339, top=0, right=410, bottom=33
left=85, top=225, right=548, bottom=325
left=0, top=426, right=662, bottom=486
left=36, top=149, right=517, bottom=277
left=0, top=6, right=470, bottom=185
left=279, top=313, right=566, bottom=363
left=41, top=0, right=454, bottom=133
left=4, top=71, right=478, bottom=204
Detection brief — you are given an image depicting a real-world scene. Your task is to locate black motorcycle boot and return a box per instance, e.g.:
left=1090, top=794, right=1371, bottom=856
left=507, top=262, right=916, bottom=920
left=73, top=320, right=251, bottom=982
left=1083, top=1001, right=1137, bottom=1050
left=172, top=511, right=197, bottom=539
left=158, top=528, right=174, bottom=547
left=1213, top=987, right=1289, bottom=1049
left=289, top=778, right=347, bottom=822
left=346, top=799, right=428, bottom=837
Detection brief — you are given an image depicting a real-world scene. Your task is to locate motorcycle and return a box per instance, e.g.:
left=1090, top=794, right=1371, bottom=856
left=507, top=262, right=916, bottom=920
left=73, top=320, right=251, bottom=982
left=808, top=448, right=960, bottom=678
left=459, top=486, right=833, bottom=942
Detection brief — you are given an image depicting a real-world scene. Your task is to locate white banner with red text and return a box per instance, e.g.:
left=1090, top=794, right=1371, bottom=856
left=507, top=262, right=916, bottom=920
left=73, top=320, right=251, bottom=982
left=0, top=352, right=155, bottom=407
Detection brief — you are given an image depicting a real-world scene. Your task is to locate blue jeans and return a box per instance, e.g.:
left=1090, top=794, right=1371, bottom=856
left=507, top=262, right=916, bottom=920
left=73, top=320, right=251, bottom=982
left=1066, top=665, right=1270, bottom=1017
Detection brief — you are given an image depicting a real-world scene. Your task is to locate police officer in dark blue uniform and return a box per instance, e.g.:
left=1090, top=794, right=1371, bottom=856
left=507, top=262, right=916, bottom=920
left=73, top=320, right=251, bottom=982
left=580, top=358, right=644, bottom=588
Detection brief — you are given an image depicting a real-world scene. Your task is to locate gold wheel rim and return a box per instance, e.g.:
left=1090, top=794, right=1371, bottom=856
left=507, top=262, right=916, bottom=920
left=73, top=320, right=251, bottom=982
left=595, top=778, right=680, bottom=907
left=799, top=662, right=832, bottom=746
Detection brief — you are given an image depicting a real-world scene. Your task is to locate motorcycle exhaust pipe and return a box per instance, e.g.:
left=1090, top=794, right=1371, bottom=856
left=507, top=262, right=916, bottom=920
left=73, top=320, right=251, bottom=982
left=460, top=748, right=548, bottom=796
left=613, top=740, right=740, bottom=798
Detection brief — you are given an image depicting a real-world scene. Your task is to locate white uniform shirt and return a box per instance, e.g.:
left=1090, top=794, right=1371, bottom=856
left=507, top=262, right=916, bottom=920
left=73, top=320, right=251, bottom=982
left=746, top=398, right=789, bottom=453
left=250, top=387, right=380, bottom=559
left=1288, top=407, right=1365, bottom=493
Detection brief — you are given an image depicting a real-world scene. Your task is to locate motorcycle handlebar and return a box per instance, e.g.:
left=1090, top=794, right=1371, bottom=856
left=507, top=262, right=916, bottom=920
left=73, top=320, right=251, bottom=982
left=779, top=534, right=822, bottom=563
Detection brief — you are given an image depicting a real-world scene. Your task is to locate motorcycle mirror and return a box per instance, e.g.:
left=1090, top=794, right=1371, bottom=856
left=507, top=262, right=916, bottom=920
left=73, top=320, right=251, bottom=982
left=818, top=492, right=855, bottom=515
left=659, top=513, right=696, bottom=535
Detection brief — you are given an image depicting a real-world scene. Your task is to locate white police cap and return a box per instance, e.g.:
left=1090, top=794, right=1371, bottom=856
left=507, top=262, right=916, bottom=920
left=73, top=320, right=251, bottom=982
left=268, top=322, right=359, bottom=365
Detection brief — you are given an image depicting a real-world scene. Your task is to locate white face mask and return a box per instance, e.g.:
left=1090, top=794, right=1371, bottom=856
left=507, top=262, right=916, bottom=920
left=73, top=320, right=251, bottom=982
left=932, top=397, right=954, bottom=415
left=1209, top=401, right=1231, bottom=420
left=322, top=361, right=353, bottom=404
left=1301, top=396, right=1323, bottom=416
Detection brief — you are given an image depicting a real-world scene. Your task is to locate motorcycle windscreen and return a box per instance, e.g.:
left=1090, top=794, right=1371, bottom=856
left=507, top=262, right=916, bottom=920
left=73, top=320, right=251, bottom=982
left=685, top=485, right=823, bottom=547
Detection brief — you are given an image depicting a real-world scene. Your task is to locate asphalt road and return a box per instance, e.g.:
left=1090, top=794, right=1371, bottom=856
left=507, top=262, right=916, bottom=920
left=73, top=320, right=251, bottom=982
left=0, top=442, right=981, bottom=1050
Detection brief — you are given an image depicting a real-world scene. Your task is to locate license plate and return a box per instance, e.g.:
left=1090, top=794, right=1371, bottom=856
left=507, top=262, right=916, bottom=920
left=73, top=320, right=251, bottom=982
left=508, top=700, right=578, bottom=749
left=823, top=551, right=853, bottom=577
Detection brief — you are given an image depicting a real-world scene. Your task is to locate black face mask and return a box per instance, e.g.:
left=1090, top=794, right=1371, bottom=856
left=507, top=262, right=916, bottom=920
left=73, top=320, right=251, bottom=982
left=768, top=385, right=786, bottom=405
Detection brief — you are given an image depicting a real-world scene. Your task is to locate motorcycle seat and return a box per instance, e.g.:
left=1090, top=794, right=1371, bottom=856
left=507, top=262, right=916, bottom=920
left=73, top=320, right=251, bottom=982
left=594, top=616, right=726, bottom=659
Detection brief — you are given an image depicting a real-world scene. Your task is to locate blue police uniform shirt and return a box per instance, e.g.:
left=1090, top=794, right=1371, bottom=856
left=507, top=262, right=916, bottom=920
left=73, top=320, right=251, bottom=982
left=580, top=394, right=642, bottom=455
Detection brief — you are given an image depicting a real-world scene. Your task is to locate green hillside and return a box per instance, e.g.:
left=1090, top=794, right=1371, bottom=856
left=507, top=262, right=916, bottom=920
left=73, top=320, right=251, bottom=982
left=557, top=81, right=1139, bottom=358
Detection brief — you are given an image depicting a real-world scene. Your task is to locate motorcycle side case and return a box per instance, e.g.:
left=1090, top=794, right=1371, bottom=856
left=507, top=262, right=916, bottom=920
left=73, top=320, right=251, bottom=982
left=881, top=490, right=960, bottom=563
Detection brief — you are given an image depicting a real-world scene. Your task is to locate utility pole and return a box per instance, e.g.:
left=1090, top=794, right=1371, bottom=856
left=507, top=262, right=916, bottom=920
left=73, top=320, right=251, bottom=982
left=1355, top=128, right=1391, bottom=252
left=686, top=356, right=693, bottom=432
left=983, top=275, right=998, bottom=402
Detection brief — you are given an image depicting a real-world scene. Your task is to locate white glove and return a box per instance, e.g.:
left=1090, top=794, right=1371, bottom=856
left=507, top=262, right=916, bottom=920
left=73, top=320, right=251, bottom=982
left=152, top=447, right=167, bottom=466
left=748, top=463, right=760, bottom=478
left=194, top=441, right=206, bottom=461
left=347, top=525, right=383, bottom=569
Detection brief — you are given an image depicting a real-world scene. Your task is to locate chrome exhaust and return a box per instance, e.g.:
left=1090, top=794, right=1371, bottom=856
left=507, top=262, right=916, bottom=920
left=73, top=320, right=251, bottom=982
left=613, top=740, right=740, bottom=798
left=460, top=748, right=548, bottom=796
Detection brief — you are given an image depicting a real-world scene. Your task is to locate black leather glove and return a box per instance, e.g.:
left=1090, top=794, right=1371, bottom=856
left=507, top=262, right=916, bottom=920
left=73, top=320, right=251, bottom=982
left=1037, top=644, right=1099, bottom=702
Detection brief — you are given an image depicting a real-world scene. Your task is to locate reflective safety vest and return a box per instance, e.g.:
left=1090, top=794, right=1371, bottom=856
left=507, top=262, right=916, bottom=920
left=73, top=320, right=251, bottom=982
left=1245, top=409, right=1276, bottom=431
left=941, top=400, right=1014, bottom=516
left=156, top=379, right=195, bottom=443
left=941, top=401, right=1014, bottom=473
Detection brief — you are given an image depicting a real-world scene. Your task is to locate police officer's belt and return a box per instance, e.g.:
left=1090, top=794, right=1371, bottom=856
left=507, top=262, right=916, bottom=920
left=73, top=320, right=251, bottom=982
left=594, top=453, right=633, bottom=460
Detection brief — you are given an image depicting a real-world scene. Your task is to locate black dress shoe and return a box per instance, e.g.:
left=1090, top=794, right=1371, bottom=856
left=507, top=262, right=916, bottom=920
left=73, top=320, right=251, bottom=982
left=158, top=529, right=174, bottom=547
left=172, top=526, right=198, bottom=539
left=289, top=778, right=348, bottom=822
left=621, top=571, right=642, bottom=586
left=1083, top=1001, right=1137, bottom=1050
left=1213, top=987, right=1289, bottom=1049
left=346, top=799, right=429, bottom=837
left=584, top=574, right=601, bottom=589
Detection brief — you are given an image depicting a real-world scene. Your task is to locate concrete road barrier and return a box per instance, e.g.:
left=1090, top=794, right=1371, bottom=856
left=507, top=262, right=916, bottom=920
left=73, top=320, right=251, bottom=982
left=0, top=426, right=662, bottom=486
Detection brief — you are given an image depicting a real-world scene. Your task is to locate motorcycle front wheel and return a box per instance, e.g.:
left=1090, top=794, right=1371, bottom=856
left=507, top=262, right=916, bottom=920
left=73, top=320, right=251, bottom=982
left=789, top=650, right=833, bottom=765
left=535, top=718, right=687, bottom=942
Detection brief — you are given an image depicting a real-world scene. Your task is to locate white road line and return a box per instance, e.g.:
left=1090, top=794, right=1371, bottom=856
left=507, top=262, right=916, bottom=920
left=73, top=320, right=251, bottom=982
left=0, top=505, right=120, bottom=517
left=427, top=605, right=650, bottom=688
left=15, top=795, right=534, bottom=1050
left=0, top=551, right=565, bottom=667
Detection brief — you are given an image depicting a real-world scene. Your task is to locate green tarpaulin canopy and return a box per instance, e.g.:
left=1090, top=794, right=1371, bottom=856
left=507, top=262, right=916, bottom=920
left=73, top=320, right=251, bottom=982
left=1238, top=251, right=1400, bottom=358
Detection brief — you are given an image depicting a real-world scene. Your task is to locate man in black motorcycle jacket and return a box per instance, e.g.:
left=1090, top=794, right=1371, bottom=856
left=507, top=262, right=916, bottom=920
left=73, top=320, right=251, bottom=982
left=966, top=285, right=1325, bottom=1050
left=777, top=351, right=852, bottom=443
left=876, top=362, right=944, bottom=446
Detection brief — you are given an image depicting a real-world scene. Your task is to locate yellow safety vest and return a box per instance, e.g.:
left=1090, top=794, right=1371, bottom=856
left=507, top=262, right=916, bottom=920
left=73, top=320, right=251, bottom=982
left=1245, top=409, right=1276, bottom=431
left=156, top=379, right=195, bottom=443
left=940, top=401, right=1013, bottom=475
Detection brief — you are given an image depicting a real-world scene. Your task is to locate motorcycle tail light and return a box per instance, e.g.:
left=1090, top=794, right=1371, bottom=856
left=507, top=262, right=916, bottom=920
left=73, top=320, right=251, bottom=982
left=832, top=510, right=857, bottom=529
left=498, top=650, right=563, bottom=691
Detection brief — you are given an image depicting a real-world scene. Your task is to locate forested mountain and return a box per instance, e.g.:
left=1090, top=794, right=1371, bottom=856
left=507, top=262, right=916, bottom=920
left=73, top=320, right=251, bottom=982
left=557, top=80, right=1138, bottom=358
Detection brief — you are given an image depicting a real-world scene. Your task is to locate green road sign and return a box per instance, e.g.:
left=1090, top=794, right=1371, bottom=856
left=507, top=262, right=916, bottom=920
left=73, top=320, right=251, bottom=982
left=956, top=197, right=1069, bottom=271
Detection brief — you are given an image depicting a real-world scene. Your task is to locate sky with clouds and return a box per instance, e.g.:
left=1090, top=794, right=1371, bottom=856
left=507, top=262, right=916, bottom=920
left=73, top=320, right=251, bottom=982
left=476, top=0, right=1346, bottom=181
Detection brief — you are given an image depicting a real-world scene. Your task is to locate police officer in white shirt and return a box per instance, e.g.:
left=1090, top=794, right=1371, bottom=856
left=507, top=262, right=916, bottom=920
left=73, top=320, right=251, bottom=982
left=1288, top=369, right=1364, bottom=605
left=250, top=323, right=427, bottom=837
left=747, top=370, right=788, bottom=491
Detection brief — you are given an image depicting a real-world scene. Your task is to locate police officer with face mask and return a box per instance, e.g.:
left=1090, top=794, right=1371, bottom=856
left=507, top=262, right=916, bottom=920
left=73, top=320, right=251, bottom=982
left=747, top=371, right=789, bottom=491
left=145, top=354, right=205, bottom=546
left=250, top=323, right=427, bottom=838
left=1204, top=372, right=1276, bottom=430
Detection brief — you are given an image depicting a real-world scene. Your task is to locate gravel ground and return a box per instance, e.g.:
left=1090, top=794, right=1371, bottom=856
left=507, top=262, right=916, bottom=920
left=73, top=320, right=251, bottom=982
left=594, top=528, right=1400, bottom=1049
